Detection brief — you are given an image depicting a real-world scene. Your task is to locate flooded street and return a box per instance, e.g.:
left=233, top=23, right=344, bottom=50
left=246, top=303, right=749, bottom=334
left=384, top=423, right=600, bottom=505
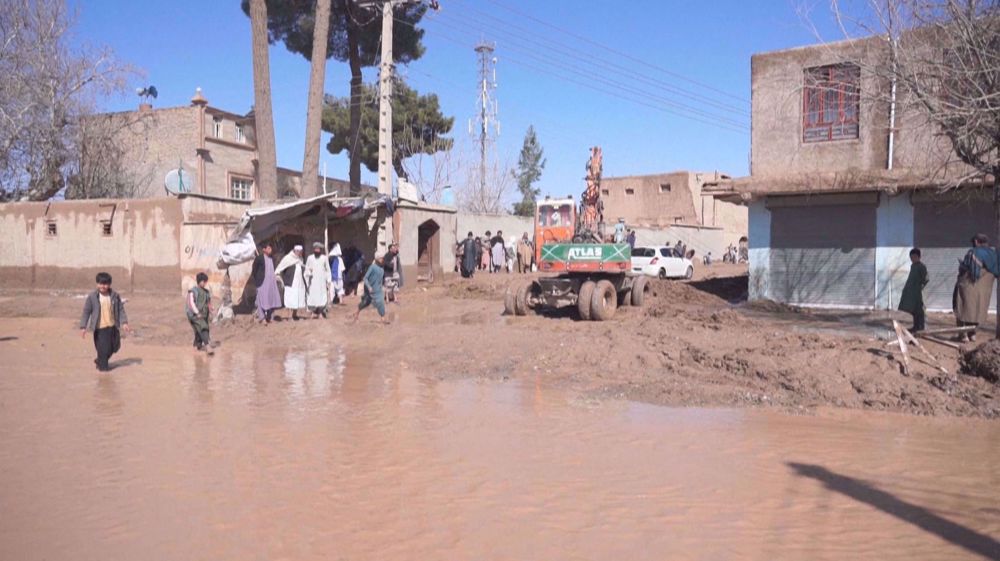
left=1, top=321, right=999, bottom=560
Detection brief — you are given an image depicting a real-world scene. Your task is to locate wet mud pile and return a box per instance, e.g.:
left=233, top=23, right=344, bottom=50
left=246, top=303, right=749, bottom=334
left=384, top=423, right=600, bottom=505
left=961, top=340, right=1000, bottom=383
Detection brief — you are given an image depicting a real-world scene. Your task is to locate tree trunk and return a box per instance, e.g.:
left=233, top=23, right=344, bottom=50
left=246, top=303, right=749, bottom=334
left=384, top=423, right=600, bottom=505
left=249, top=0, right=279, bottom=200
left=347, top=15, right=363, bottom=196
left=994, top=166, right=1000, bottom=340
left=300, top=0, right=331, bottom=199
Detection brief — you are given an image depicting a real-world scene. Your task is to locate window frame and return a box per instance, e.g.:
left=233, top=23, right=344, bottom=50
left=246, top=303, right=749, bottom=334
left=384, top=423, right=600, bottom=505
left=212, top=117, right=223, bottom=138
left=802, top=63, right=860, bottom=143
left=229, top=175, right=254, bottom=201
left=235, top=123, right=245, bottom=143
left=45, top=221, right=57, bottom=237
left=100, top=221, right=113, bottom=237
left=659, top=183, right=671, bottom=193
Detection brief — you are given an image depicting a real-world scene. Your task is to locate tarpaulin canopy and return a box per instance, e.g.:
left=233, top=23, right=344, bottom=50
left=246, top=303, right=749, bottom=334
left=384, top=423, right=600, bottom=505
left=228, top=192, right=388, bottom=242
left=219, top=192, right=390, bottom=266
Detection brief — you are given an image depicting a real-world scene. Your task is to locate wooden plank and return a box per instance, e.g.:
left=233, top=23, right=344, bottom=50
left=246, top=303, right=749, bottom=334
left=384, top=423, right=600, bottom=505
left=919, top=334, right=963, bottom=351
left=920, top=326, right=977, bottom=335
left=892, top=320, right=911, bottom=376
left=902, top=328, right=949, bottom=375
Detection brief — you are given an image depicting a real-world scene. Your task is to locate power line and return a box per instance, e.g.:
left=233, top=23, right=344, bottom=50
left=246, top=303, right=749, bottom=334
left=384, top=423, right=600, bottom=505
left=408, top=17, right=748, bottom=132
left=438, top=6, right=749, bottom=116
left=404, top=19, right=748, bottom=133
left=471, top=0, right=750, bottom=104
left=422, top=14, right=749, bottom=129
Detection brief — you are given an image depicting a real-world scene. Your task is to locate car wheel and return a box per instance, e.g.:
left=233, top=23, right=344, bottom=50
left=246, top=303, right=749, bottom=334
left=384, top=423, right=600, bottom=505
left=658, top=268, right=667, bottom=280
left=577, top=280, right=596, bottom=321
left=685, top=266, right=694, bottom=280
left=590, top=280, right=618, bottom=321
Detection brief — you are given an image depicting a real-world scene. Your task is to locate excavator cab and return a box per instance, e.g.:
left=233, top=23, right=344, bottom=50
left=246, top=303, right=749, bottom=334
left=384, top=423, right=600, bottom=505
left=534, top=197, right=576, bottom=263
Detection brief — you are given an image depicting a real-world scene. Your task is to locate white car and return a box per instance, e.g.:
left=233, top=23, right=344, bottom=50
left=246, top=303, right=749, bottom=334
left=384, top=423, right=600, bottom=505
left=631, top=246, right=694, bottom=279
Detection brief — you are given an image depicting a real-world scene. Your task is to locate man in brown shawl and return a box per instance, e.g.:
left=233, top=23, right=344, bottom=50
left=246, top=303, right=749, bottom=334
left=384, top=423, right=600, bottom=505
left=953, top=233, right=999, bottom=342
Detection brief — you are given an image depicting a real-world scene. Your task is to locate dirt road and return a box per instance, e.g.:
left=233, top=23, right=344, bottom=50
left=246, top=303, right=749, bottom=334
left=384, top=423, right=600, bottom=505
left=0, top=264, right=997, bottom=418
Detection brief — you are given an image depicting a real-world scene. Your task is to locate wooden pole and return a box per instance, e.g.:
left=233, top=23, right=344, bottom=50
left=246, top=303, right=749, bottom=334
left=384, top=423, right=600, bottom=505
left=892, top=320, right=911, bottom=376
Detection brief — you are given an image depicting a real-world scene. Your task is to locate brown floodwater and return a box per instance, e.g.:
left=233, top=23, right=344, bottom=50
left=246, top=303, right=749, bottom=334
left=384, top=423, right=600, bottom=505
left=1, top=327, right=999, bottom=561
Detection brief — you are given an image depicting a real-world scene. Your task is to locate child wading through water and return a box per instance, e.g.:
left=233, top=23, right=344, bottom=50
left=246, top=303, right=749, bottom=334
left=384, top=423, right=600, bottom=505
left=898, top=248, right=929, bottom=333
left=352, top=254, right=389, bottom=324
left=187, top=272, right=214, bottom=354
left=79, top=272, right=131, bottom=372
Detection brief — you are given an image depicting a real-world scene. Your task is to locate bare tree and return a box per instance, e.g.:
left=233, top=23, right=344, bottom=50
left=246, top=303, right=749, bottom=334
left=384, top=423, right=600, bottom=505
left=828, top=0, right=1000, bottom=336
left=397, top=125, right=463, bottom=204
left=249, top=0, right=279, bottom=200
left=0, top=0, right=134, bottom=201
left=454, top=148, right=517, bottom=214
left=66, top=111, right=156, bottom=199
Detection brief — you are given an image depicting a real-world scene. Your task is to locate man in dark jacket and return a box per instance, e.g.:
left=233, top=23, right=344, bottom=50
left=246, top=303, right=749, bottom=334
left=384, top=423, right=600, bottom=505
left=79, top=272, right=130, bottom=372
left=898, top=248, right=928, bottom=333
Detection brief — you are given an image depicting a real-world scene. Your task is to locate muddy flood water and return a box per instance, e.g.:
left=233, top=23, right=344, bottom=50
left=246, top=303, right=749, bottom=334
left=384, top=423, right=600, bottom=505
left=1, top=329, right=999, bottom=560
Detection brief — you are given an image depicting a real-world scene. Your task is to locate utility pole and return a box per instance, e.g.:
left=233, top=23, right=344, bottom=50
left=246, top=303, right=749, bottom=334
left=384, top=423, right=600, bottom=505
left=355, top=0, right=437, bottom=246
left=470, top=41, right=499, bottom=197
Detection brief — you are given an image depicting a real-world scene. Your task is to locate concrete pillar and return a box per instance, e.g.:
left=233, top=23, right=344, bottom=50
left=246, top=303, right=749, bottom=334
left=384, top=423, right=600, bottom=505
left=874, top=192, right=914, bottom=310
left=748, top=199, right=771, bottom=301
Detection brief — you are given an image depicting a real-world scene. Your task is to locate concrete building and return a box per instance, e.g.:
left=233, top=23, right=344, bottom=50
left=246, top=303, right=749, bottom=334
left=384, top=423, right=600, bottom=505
left=714, top=36, right=994, bottom=310
left=84, top=91, right=352, bottom=202
left=600, top=171, right=748, bottom=242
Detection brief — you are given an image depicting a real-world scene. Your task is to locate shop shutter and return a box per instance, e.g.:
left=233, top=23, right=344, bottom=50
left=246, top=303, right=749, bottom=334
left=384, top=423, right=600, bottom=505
left=913, top=198, right=996, bottom=312
left=769, top=203, right=877, bottom=307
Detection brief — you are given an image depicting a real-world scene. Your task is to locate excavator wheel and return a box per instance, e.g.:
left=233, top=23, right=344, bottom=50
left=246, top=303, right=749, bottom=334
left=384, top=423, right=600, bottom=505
left=590, top=279, right=618, bottom=321
left=631, top=276, right=649, bottom=307
left=514, top=281, right=539, bottom=316
left=503, top=284, right=517, bottom=316
left=577, top=281, right=596, bottom=321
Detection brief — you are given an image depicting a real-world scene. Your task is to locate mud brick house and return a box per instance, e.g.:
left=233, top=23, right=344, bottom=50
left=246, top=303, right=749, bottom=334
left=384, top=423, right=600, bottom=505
left=711, top=36, right=996, bottom=311
left=600, top=171, right=748, bottom=243
left=87, top=89, right=350, bottom=201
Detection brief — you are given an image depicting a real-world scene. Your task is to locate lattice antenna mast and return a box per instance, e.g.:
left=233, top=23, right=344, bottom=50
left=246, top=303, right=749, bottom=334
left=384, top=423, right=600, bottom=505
left=470, top=41, right=499, bottom=194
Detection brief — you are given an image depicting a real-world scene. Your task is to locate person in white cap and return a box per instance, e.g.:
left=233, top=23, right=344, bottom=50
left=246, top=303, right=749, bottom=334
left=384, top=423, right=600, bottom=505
left=275, top=245, right=307, bottom=320
left=304, top=242, right=331, bottom=318
left=328, top=243, right=346, bottom=305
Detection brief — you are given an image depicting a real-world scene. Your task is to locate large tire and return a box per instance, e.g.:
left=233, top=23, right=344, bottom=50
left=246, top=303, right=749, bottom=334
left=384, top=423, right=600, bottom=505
left=503, top=285, right=516, bottom=316
left=618, top=289, right=631, bottom=307
left=577, top=280, right=596, bottom=320
left=590, top=279, right=618, bottom=321
left=514, top=281, right=531, bottom=316
left=631, top=275, right=648, bottom=307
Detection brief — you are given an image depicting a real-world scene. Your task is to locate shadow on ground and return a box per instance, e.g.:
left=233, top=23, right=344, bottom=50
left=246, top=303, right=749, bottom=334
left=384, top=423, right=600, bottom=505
left=787, top=462, right=1000, bottom=560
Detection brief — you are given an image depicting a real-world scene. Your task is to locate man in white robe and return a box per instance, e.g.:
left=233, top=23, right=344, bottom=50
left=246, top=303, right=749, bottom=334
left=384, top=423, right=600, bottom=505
left=275, top=245, right=307, bottom=320
left=303, top=242, right=331, bottom=318
left=328, top=243, right=346, bottom=305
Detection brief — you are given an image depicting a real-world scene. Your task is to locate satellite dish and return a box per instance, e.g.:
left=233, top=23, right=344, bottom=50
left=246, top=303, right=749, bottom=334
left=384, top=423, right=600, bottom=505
left=164, top=166, right=193, bottom=195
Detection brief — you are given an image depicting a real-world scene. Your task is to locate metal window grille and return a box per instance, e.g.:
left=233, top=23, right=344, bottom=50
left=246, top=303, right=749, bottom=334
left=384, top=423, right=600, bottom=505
left=803, top=64, right=860, bottom=143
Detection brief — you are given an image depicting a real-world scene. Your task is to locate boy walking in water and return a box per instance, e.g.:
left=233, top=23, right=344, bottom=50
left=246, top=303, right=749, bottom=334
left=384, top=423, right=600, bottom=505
left=79, top=272, right=130, bottom=372
left=187, top=272, right=213, bottom=354
left=898, top=248, right=929, bottom=333
left=352, top=255, right=389, bottom=324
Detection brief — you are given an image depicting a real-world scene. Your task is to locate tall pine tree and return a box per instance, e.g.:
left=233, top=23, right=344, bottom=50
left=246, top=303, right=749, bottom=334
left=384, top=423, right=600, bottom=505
left=512, top=126, right=546, bottom=217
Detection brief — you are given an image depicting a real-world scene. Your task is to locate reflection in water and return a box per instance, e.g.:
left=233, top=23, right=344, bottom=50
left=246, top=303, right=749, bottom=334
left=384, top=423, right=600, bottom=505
left=0, top=345, right=998, bottom=561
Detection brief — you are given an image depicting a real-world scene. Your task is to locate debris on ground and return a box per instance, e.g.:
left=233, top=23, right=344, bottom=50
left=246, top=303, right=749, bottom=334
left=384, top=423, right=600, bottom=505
left=961, top=339, right=1000, bottom=383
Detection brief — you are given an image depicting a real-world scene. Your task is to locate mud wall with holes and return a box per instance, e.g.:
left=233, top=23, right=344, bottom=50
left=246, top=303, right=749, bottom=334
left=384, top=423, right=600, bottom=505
left=0, top=198, right=183, bottom=293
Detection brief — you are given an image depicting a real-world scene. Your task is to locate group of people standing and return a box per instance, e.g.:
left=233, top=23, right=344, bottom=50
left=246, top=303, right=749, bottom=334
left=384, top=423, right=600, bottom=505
left=897, top=233, right=999, bottom=343
left=251, top=241, right=401, bottom=325
left=457, top=230, right=535, bottom=278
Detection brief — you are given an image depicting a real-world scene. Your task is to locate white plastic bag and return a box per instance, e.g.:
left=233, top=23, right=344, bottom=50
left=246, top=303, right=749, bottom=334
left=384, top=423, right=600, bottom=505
left=218, top=232, right=257, bottom=266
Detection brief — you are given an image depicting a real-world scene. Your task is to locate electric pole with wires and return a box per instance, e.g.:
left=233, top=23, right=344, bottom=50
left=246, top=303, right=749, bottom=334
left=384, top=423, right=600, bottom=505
left=355, top=0, right=439, bottom=245
left=470, top=41, right=500, bottom=197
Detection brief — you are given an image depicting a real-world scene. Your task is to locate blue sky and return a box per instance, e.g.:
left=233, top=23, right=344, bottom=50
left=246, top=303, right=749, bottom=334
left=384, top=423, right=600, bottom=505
left=70, top=0, right=845, bottom=200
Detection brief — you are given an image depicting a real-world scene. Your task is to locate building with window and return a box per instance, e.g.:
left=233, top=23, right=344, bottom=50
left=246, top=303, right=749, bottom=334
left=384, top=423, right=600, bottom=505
left=711, top=36, right=994, bottom=310
left=600, top=170, right=748, bottom=243
left=86, top=89, right=353, bottom=201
